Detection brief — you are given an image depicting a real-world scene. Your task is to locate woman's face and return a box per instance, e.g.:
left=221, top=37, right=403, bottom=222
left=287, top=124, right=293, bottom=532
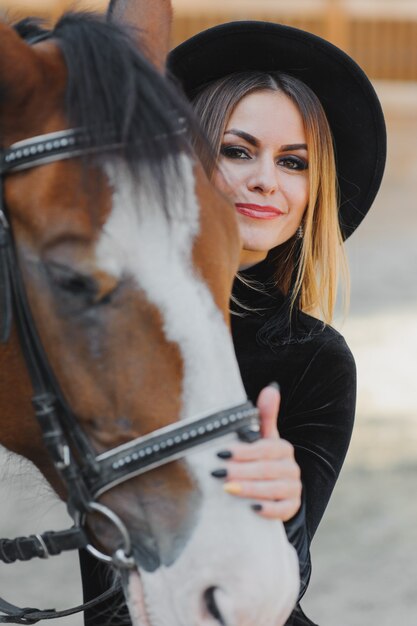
left=213, top=89, right=309, bottom=268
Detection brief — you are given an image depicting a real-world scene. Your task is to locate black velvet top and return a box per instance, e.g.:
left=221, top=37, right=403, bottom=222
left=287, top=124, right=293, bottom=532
left=79, top=258, right=356, bottom=626
left=231, top=258, right=356, bottom=625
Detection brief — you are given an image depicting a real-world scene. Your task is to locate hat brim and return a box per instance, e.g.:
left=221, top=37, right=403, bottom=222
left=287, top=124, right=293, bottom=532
left=168, top=21, right=386, bottom=239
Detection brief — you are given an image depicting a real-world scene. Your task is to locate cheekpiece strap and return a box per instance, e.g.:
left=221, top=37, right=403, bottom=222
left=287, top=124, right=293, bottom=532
left=0, top=201, right=12, bottom=343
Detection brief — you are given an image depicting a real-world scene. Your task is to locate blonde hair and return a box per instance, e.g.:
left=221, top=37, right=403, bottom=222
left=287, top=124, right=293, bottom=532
left=192, top=71, right=349, bottom=324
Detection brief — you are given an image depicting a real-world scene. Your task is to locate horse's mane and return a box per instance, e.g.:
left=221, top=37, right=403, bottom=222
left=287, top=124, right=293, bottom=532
left=13, top=13, right=209, bottom=212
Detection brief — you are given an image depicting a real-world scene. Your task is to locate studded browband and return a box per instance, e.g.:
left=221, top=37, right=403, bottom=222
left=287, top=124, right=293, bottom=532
left=0, top=128, right=119, bottom=174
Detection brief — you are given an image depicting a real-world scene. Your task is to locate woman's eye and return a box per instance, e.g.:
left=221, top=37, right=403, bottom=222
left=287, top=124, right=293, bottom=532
left=220, top=145, right=251, bottom=160
left=278, top=156, right=308, bottom=171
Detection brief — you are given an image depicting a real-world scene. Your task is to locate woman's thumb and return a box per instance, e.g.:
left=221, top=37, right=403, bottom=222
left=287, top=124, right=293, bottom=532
left=256, top=383, right=280, bottom=439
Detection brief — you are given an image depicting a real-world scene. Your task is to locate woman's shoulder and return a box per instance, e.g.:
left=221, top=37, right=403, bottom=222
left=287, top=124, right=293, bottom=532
left=296, top=310, right=355, bottom=363
left=232, top=270, right=354, bottom=365
left=284, top=315, right=357, bottom=399
left=232, top=306, right=356, bottom=407
left=233, top=304, right=354, bottom=368
left=275, top=316, right=356, bottom=396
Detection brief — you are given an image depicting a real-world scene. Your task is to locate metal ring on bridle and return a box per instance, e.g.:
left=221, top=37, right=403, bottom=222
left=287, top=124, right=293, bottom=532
left=74, top=502, right=135, bottom=569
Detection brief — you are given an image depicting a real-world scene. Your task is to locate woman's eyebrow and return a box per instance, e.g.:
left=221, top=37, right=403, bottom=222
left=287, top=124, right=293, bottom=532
left=281, top=143, right=308, bottom=151
left=224, top=131, right=307, bottom=153
left=224, top=129, right=259, bottom=147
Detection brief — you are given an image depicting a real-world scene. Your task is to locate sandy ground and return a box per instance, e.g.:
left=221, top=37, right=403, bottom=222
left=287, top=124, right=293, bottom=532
left=0, top=81, right=416, bottom=625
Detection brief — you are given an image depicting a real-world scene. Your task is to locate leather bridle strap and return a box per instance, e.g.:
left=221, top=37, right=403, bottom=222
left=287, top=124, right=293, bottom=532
left=0, top=512, right=122, bottom=623
left=0, top=129, right=127, bottom=515
left=0, top=129, right=127, bottom=625
left=0, top=582, right=121, bottom=624
left=0, top=186, right=98, bottom=516
left=0, top=528, right=88, bottom=564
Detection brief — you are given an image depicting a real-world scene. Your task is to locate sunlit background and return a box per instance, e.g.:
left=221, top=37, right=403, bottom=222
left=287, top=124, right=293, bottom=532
left=0, top=1, right=416, bottom=625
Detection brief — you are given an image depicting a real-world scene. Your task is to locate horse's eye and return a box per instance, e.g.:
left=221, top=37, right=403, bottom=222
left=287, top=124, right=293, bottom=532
left=46, top=262, right=98, bottom=299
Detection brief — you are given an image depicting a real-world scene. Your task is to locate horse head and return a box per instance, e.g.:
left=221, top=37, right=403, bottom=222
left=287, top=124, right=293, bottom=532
left=0, top=10, right=298, bottom=626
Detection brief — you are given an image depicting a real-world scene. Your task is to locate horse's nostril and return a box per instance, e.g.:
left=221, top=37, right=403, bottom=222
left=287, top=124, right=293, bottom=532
left=203, top=587, right=227, bottom=626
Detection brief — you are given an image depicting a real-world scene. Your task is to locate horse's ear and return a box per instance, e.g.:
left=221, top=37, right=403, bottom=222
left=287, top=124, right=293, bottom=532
left=0, top=23, right=42, bottom=122
left=107, top=0, right=172, bottom=73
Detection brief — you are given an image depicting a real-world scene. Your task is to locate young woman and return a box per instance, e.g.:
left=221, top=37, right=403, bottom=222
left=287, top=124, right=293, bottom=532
left=166, top=21, right=386, bottom=625
left=78, top=19, right=386, bottom=626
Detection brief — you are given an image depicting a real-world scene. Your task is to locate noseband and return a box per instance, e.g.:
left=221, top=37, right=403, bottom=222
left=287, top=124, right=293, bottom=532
left=0, top=129, right=260, bottom=623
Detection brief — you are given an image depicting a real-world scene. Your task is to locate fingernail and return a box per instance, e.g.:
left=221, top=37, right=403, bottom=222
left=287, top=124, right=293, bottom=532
left=268, top=382, right=280, bottom=392
left=217, top=450, right=232, bottom=460
left=211, top=468, right=228, bottom=479
left=251, top=503, right=263, bottom=512
left=223, top=482, right=242, bottom=495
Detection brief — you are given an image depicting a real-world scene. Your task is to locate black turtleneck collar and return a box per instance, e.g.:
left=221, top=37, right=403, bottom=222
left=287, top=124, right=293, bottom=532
left=232, top=256, right=324, bottom=347
left=233, top=257, right=285, bottom=311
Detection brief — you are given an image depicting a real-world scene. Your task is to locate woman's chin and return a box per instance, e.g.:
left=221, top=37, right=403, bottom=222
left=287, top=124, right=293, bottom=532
left=238, top=224, right=288, bottom=254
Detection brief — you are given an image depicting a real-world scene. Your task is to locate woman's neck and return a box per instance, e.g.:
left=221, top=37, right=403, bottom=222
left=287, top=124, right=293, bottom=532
left=239, top=249, right=268, bottom=270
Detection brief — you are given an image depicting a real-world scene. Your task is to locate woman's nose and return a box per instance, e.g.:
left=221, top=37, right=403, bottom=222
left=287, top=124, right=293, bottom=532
left=247, top=158, right=278, bottom=195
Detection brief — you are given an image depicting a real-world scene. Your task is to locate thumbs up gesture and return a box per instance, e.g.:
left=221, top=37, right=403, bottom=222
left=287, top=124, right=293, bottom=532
left=212, top=384, right=302, bottom=521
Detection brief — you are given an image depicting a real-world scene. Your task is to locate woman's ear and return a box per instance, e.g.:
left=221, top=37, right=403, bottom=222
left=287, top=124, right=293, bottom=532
left=107, top=0, right=173, bottom=73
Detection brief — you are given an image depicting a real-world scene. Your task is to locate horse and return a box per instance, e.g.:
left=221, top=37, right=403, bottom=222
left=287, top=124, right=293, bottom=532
left=0, top=5, right=299, bottom=626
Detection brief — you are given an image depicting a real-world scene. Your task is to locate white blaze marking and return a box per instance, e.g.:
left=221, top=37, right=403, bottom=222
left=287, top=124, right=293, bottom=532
left=97, top=156, right=246, bottom=419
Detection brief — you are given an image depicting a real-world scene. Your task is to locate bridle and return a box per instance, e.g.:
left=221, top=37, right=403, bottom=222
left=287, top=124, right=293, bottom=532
left=0, top=129, right=260, bottom=623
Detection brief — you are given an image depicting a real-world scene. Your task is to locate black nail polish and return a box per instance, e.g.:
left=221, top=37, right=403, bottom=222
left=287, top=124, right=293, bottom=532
left=268, top=382, right=280, bottom=392
left=251, top=503, right=263, bottom=512
left=217, top=450, right=232, bottom=460
left=211, top=468, right=228, bottom=479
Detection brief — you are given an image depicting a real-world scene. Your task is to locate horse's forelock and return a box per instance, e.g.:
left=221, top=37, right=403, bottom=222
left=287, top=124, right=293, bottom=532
left=14, top=12, right=208, bottom=218
left=53, top=14, right=194, bottom=186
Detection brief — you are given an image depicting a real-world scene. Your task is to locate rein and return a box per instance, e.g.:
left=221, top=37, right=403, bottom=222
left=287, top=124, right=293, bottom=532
left=0, top=129, right=260, bottom=623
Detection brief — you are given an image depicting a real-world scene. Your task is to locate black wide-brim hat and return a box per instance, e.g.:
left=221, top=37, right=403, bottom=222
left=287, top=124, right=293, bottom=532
left=168, top=21, right=387, bottom=240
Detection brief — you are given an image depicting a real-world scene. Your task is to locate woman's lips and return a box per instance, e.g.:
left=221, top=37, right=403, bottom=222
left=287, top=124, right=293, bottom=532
left=235, top=203, right=285, bottom=220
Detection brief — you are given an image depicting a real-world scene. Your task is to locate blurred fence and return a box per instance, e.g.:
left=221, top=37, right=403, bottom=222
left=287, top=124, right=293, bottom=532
left=1, top=0, right=417, bottom=81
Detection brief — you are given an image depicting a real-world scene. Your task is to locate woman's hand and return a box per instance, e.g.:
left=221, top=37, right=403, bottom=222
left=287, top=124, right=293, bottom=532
left=213, top=385, right=302, bottom=521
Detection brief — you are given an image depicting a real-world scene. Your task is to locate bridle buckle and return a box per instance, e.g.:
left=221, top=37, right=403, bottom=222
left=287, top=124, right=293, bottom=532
left=34, top=534, right=50, bottom=559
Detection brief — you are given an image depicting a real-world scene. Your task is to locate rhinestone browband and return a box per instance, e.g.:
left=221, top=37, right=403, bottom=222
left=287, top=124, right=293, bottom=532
left=0, top=119, right=188, bottom=175
left=0, top=129, right=118, bottom=174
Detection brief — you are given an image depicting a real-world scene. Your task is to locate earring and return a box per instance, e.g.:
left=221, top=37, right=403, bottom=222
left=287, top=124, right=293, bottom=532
left=296, top=224, right=304, bottom=239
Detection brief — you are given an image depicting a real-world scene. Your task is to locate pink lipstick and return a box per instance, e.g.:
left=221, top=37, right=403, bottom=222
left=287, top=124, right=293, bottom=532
left=235, top=203, right=285, bottom=220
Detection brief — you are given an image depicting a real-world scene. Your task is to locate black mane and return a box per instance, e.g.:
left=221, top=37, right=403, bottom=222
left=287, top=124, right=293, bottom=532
left=13, top=13, right=206, bottom=208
